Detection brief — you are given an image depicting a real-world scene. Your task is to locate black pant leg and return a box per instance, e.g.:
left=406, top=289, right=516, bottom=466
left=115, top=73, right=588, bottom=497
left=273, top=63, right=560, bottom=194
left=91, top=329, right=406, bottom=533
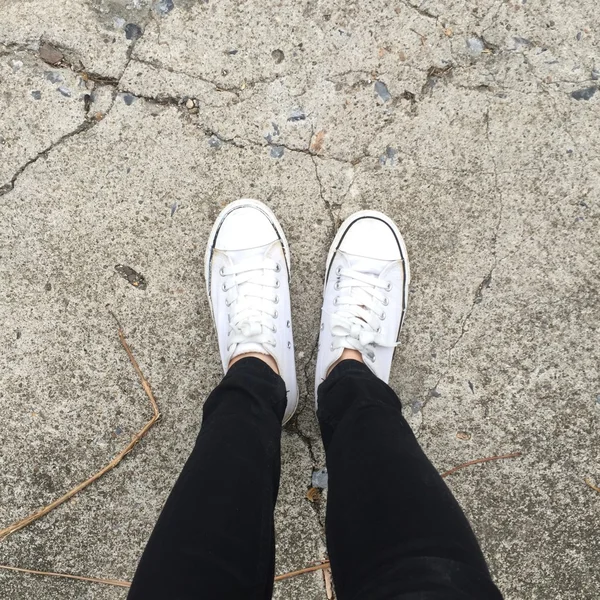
left=317, top=360, right=504, bottom=600
left=128, top=358, right=286, bottom=600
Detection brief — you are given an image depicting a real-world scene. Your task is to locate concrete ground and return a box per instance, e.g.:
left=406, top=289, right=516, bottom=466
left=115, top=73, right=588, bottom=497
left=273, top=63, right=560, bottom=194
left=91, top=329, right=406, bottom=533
left=1, top=0, right=599, bottom=598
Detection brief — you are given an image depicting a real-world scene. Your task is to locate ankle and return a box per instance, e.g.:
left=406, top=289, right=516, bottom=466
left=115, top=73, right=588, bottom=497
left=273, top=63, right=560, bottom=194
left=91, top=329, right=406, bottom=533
left=229, top=352, right=279, bottom=375
left=326, top=348, right=364, bottom=377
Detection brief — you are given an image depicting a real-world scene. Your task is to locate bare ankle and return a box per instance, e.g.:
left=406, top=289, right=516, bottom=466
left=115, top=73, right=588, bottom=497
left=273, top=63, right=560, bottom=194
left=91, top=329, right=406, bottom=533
left=326, top=348, right=364, bottom=377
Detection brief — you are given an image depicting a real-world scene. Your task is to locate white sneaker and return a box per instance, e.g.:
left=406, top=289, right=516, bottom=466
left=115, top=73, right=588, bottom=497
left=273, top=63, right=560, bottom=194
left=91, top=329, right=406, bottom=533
left=204, top=199, right=298, bottom=423
left=315, top=210, right=411, bottom=402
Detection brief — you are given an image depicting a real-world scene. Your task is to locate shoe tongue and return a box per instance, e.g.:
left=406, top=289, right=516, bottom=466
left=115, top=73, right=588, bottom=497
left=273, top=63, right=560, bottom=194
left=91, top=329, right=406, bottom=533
left=343, top=252, right=393, bottom=277
left=226, top=243, right=271, bottom=263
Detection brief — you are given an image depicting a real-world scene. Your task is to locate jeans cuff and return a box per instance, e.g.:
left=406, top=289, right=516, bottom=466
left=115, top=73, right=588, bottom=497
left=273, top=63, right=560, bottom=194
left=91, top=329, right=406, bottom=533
left=320, top=358, right=376, bottom=388
left=226, top=356, right=284, bottom=386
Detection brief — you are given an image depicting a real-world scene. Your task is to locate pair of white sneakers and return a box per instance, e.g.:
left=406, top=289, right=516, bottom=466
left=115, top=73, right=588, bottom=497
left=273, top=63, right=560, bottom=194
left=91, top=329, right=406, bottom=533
left=205, top=199, right=411, bottom=423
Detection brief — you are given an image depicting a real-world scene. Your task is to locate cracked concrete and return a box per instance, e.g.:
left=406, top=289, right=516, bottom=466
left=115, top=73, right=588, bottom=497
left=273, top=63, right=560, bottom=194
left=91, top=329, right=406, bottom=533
left=1, top=1, right=599, bottom=599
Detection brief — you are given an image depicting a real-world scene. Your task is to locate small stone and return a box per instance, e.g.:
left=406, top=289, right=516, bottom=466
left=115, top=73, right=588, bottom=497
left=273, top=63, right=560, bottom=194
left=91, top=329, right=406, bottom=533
left=122, top=94, right=136, bottom=105
left=45, top=71, right=63, bottom=84
left=155, top=0, right=174, bottom=14
left=221, top=69, right=229, bottom=76
left=271, top=49, right=285, bottom=64
left=57, top=86, right=71, bottom=97
left=114, top=264, right=147, bottom=290
left=270, top=145, right=284, bottom=159
left=592, top=68, right=600, bottom=81
left=571, top=87, right=597, bottom=101
left=113, top=17, right=126, bottom=29
left=11, top=60, right=23, bottom=73
left=44, top=282, right=52, bottom=291
left=39, top=43, right=63, bottom=65
left=467, top=37, right=485, bottom=55
left=170, top=202, right=178, bottom=217
left=86, top=80, right=95, bottom=90
left=288, top=108, right=306, bottom=122
left=375, top=80, right=392, bottom=102
left=428, top=388, right=441, bottom=398
left=186, top=98, right=195, bottom=109
left=311, top=469, right=328, bottom=489
left=456, top=431, right=472, bottom=441
left=31, top=90, right=42, bottom=100
left=125, top=23, right=143, bottom=41
left=411, top=400, right=423, bottom=415
left=208, top=136, right=222, bottom=149
left=513, top=36, right=532, bottom=48
left=379, top=145, right=397, bottom=166
left=189, top=107, right=199, bottom=114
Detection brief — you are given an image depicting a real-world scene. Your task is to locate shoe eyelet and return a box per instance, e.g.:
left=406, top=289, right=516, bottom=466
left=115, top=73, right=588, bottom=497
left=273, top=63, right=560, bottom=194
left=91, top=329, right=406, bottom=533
left=287, top=341, right=292, bottom=349
left=222, top=283, right=227, bottom=292
left=330, top=342, right=335, bottom=351
left=275, top=280, right=280, bottom=289
left=287, top=320, right=291, bottom=328
left=380, top=312, right=386, bottom=320
left=336, top=266, right=342, bottom=275
left=371, top=355, right=376, bottom=363
left=334, top=282, right=340, bottom=291
left=376, top=326, right=381, bottom=333
left=383, top=298, right=389, bottom=306
left=219, top=266, right=225, bottom=276
left=333, top=297, right=338, bottom=306
left=273, top=326, right=277, bottom=333
left=275, top=263, right=281, bottom=273
left=320, top=322, right=324, bottom=331
left=274, top=295, right=279, bottom=304
left=386, top=282, right=392, bottom=291
left=274, top=310, right=278, bottom=318
left=226, top=299, right=232, bottom=307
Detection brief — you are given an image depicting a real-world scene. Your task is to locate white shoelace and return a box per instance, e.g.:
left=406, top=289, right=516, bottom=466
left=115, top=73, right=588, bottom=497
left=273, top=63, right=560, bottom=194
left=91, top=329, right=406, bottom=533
left=220, top=256, right=281, bottom=352
left=329, top=266, right=398, bottom=362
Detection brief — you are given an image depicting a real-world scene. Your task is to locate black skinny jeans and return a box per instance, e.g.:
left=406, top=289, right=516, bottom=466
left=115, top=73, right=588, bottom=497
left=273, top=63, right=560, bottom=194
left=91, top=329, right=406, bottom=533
left=128, top=358, right=503, bottom=599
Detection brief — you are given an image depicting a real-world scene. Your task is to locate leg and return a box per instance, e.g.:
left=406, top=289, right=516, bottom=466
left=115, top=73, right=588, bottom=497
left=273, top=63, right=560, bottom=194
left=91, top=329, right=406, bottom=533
left=314, top=211, right=503, bottom=598
left=130, top=199, right=298, bottom=599
left=318, top=360, right=503, bottom=600
left=128, top=357, right=286, bottom=600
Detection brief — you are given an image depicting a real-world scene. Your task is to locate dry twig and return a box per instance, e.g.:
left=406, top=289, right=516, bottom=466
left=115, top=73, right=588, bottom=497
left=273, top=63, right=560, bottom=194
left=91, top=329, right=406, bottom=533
left=440, top=452, right=522, bottom=479
left=584, top=478, right=600, bottom=494
left=323, top=561, right=334, bottom=599
left=0, top=564, right=131, bottom=589
left=0, top=320, right=160, bottom=541
left=274, top=561, right=331, bottom=582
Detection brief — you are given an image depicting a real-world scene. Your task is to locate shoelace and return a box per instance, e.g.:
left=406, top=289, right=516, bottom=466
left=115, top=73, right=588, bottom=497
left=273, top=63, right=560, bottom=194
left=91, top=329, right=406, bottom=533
left=328, top=266, right=398, bottom=362
left=220, top=257, right=281, bottom=352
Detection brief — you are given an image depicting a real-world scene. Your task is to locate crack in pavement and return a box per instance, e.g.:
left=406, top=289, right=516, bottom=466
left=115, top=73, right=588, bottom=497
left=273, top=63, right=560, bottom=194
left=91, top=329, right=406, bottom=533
left=312, top=155, right=338, bottom=233
left=0, top=119, right=98, bottom=197
left=400, top=0, right=439, bottom=21
left=0, top=23, right=149, bottom=197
